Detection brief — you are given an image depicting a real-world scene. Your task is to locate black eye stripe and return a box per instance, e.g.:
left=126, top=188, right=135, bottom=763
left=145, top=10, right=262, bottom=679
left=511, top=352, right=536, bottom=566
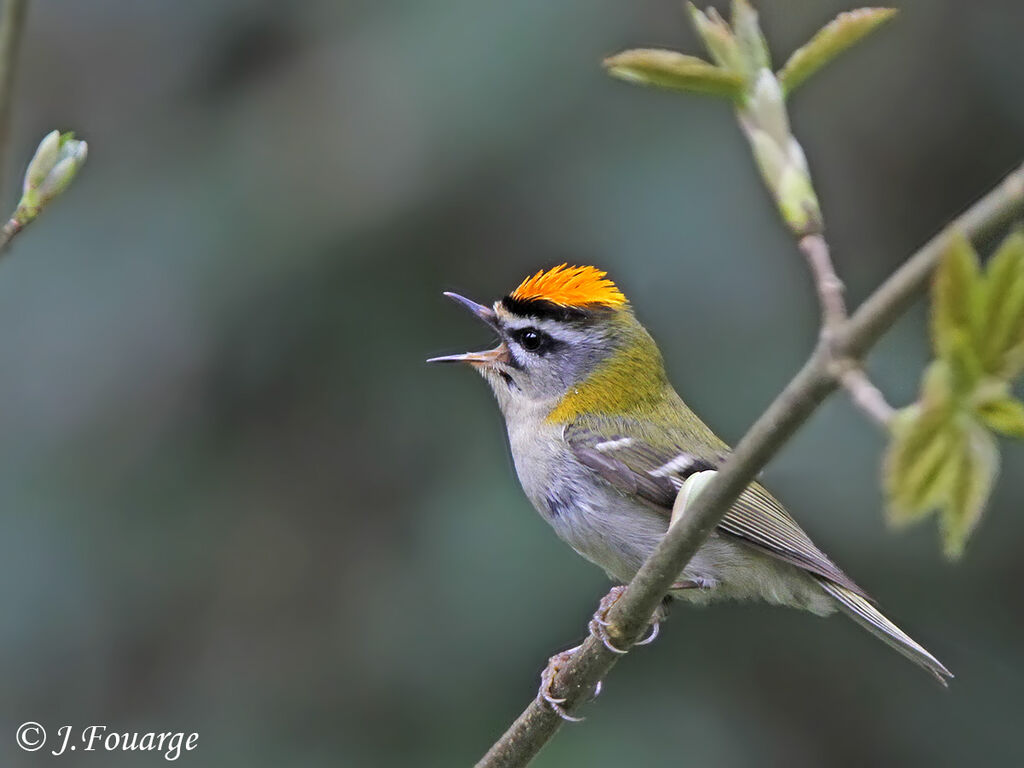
left=510, top=327, right=557, bottom=355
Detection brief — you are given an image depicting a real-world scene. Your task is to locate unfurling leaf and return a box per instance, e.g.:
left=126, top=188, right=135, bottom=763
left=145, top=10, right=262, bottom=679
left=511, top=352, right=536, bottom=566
left=946, top=330, right=985, bottom=395
left=731, top=0, right=770, bottom=74
left=940, top=421, right=998, bottom=558
left=932, top=231, right=982, bottom=369
left=885, top=403, right=955, bottom=522
left=687, top=4, right=745, bottom=74
left=604, top=49, right=745, bottom=99
left=777, top=8, right=897, bottom=95
left=885, top=406, right=998, bottom=557
left=978, top=231, right=1024, bottom=377
left=976, top=394, right=1024, bottom=438
left=919, top=359, right=955, bottom=408
left=889, top=231, right=1024, bottom=559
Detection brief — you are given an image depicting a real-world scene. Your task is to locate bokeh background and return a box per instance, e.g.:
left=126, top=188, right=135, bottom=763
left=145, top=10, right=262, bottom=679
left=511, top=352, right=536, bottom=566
left=1, top=0, right=1022, bottom=765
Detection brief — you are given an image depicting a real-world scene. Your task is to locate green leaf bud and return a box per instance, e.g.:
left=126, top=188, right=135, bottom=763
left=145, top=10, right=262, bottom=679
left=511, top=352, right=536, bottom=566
left=746, top=68, right=790, bottom=147
left=37, top=136, right=87, bottom=200
left=776, top=162, right=822, bottom=236
left=731, top=0, right=771, bottom=74
left=687, top=4, right=744, bottom=74
left=778, top=8, right=897, bottom=96
left=22, top=130, right=61, bottom=195
left=603, top=49, right=745, bottom=99
left=10, top=130, right=88, bottom=231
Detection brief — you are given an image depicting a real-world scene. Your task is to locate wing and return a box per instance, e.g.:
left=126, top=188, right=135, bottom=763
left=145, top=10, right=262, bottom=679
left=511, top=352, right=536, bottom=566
left=565, top=420, right=869, bottom=598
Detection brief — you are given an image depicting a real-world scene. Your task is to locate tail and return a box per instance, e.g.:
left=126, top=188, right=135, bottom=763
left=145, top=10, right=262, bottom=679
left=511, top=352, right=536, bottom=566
left=817, top=579, right=953, bottom=685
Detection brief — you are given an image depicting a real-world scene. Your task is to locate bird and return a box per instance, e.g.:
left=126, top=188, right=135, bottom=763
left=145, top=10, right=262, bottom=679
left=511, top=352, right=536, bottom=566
left=429, top=263, right=951, bottom=700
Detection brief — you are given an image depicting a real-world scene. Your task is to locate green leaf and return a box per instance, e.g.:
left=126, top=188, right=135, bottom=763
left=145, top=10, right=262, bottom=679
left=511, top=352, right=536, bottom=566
left=932, top=231, right=983, bottom=366
left=1003, top=342, right=1024, bottom=381
left=979, top=231, right=1024, bottom=377
left=778, top=8, right=897, bottom=95
left=604, top=49, right=745, bottom=99
left=946, top=329, right=985, bottom=395
left=940, top=420, right=998, bottom=558
left=687, top=4, right=745, bottom=74
left=731, top=0, right=770, bottom=74
left=919, top=359, right=955, bottom=409
left=885, top=407, right=999, bottom=558
left=978, top=232, right=1023, bottom=367
left=890, top=231, right=1024, bottom=559
left=976, top=394, right=1024, bottom=438
left=885, top=403, right=956, bottom=523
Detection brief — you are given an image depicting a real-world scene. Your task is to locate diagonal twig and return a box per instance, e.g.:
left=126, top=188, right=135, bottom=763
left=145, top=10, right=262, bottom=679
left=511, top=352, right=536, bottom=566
left=838, top=366, right=896, bottom=427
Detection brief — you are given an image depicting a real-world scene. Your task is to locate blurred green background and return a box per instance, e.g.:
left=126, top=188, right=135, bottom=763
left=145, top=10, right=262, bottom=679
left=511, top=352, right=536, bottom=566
left=1, top=0, right=1022, bottom=766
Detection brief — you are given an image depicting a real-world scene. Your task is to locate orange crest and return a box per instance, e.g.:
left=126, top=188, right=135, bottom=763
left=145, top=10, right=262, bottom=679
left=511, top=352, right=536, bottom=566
left=509, top=264, right=627, bottom=308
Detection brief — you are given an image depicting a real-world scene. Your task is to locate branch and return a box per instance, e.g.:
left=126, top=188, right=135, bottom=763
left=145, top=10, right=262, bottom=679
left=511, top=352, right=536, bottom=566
left=839, top=366, right=895, bottom=428
left=0, top=0, right=28, bottom=206
left=798, top=211, right=897, bottom=428
left=475, top=161, right=1024, bottom=768
left=797, top=202, right=898, bottom=430
left=800, top=233, right=847, bottom=333
left=0, top=210, right=18, bottom=250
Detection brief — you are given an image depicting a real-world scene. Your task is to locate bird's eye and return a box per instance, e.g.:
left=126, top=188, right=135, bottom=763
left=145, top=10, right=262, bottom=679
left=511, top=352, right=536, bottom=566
left=511, top=327, right=554, bottom=355
left=521, top=329, right=542, bottom=351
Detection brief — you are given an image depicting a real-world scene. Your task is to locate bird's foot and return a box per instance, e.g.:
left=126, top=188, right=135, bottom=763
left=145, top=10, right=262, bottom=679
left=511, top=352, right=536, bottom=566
left=538, top=585, right=664, bottom=720
left=537, top=644, right=593, bottom=722
left=588, top=586, right=660, bottom=655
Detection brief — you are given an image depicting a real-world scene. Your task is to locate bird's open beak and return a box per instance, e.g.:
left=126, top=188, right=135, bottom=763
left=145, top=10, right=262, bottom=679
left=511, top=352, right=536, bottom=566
left=427, top=292, right=510, bottom=365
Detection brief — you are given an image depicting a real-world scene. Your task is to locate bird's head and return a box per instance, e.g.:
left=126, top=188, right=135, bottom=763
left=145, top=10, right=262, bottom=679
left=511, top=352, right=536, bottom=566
left=430, top=265, right=669, bottom=422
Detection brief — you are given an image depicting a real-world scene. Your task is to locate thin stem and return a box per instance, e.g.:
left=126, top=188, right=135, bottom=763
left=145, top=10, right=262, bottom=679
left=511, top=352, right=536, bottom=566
left=799, top=211, right=895, bottom=426
left=839, top=366, right=896, bottom=427
left=0, top=214, right=19, bottom=252
left=800, top=233, right=847, bottom=334
left=0, top=0, right=28, bottom=208
left=475, top=161, right=1024, bottom=768
left=799, top=226, right=896, bottom=426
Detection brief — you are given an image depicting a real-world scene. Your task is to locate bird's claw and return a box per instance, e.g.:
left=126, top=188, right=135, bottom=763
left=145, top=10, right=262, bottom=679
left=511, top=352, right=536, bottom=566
left=634, top=620, right=660, bottom=646
left=537, top=646, right=587, bottom=721
left=587, top=586, right=660, bottom=654
left=588, top=586, right=628, bottom=654
left=537, top=587, right=661, bottom=720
